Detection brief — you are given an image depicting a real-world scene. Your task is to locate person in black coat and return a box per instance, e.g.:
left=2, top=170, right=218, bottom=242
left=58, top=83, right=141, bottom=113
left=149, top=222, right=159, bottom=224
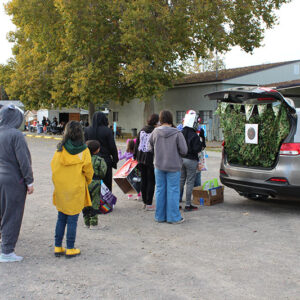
left=84, top=112, right=118, bottom=191
left=135, top=114, right=159, bottom=210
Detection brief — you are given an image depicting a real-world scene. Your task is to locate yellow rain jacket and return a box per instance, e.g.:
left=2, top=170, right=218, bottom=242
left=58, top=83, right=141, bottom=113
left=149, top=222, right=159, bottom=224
left=51, top=147, right=94, bottom=215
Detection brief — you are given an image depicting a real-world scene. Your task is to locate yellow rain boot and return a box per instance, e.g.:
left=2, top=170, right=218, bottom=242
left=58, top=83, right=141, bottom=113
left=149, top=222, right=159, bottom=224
left=54, top=247, right=66, bottom=257
left=65, top=248, right=81, bottom=259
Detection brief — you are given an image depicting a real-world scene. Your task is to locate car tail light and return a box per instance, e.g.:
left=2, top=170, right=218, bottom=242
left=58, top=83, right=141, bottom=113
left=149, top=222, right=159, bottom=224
left=259, top=87, right=278, bottom=93
left=267, top=177, right=288, bottom=184
left=279, top=143, right=300, bottom=155
left=220, top=169, right=227, bottom=176
left=257, top=97, right=276, bottom=101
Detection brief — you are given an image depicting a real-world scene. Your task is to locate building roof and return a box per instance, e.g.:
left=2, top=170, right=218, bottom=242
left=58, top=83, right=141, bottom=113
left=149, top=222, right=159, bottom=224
left=265, top=79, right=300, bottom=89
left=0, top=100, right=24, bottom=107
left=174, top=60, right=300, bottom=86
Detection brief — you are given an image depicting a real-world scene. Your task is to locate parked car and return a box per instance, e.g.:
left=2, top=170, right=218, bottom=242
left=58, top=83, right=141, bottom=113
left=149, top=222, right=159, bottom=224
left=206, top=86, right=300, bottom=200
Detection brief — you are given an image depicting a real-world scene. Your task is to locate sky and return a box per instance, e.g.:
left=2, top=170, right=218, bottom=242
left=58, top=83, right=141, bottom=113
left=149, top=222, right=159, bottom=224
left=0, top=0, right=300, bottom=68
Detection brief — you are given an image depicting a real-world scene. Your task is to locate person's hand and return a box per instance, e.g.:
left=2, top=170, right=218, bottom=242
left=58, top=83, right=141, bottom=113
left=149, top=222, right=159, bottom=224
left=27, top=185, right=34, bottom=194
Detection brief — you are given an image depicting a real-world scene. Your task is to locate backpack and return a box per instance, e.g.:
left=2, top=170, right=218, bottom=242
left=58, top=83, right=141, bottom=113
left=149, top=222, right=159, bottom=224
left=138, top=130, right=152, bottom=152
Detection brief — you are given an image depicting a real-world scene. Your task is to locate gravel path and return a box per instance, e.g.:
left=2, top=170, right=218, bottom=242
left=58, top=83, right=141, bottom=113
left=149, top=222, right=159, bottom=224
left=1, top=137, right=300, bottom=299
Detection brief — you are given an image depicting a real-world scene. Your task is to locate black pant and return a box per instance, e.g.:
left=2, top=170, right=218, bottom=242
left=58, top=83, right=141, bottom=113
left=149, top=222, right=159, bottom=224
left=139, top=164, right=155, bottom=205
left=103, top=166, right=113, bottom=191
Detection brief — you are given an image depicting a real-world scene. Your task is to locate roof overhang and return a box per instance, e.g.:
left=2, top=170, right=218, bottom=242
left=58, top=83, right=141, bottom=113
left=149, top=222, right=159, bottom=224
left=265, top=80, right=300, bottom=98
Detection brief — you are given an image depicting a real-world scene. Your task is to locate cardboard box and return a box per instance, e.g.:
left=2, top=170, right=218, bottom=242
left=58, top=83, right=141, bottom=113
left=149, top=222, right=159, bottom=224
left=192, top=186, right=224, bottom=206
left=113, top=158, right=141, bottom=194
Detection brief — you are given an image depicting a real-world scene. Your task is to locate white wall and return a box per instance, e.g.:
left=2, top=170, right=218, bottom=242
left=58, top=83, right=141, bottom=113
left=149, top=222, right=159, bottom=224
left=225, top=61, right=300, bottom=85
left=37, top=109, right=48, bottom=124
left=109, top=99, right=145, bottom=134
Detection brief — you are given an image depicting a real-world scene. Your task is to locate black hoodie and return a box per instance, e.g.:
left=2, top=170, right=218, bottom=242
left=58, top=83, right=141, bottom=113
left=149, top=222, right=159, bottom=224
left=84, top=112, right=119, bottom=168
left=181, top=126, right=203, bottom=160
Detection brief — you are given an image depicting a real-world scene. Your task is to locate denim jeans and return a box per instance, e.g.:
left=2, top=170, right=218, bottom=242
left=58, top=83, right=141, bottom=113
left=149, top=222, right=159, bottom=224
left=55, top=212, right=79, bottom=249
left=194, top=171, right=201, bottom=187
left=154, top=169, right=182, bottom=223
left=180, top=158, right=198, bottom=206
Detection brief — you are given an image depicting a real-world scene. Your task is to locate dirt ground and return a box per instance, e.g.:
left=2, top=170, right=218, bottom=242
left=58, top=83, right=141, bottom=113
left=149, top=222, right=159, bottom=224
left=1, top=137, right=300, bottom=300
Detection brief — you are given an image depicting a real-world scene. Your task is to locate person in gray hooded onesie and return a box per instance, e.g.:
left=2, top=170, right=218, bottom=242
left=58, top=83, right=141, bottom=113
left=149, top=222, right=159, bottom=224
left=0, top=105, right=34, bottom=263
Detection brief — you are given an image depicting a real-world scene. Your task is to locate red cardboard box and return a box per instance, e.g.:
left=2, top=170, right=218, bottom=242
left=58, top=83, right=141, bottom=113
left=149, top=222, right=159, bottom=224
left=113, top=158, right=141, bottom=194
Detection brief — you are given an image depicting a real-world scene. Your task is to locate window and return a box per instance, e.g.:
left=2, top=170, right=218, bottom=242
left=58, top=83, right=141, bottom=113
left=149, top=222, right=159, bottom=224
left=176, top=111, right=185, bottom=124
left=113, top=112, right=118, bottom=122
left=199, top=110, right=213, bottom=123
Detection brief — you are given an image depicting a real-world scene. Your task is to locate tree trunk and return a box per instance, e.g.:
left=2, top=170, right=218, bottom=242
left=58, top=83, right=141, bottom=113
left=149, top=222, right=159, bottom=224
left=143, top=98, right=155, bottom=125
left=88, top=101, right=95, bottom=125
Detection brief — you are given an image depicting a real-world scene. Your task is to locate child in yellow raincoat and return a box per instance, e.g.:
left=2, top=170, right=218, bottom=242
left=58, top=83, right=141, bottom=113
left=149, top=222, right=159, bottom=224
left=51, top=121, right=93, bottom=258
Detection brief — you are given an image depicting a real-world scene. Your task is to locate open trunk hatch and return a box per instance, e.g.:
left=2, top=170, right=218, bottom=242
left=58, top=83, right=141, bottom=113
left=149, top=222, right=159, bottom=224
left=206, top=86, right=296, bottom=113
left=206, top=87, right=295, bottom=168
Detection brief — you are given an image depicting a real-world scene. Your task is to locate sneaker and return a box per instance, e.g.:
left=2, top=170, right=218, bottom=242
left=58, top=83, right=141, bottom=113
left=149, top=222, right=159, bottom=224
left=168, top=218, right=185, bottom=224
left=54, top=246, right=66, bottom=257
left=0, top=252, right=23, bottom=263
left=89, top=225, right=100, bottom=230
left=184, top=205, right=198, bottom=212
left=65, top=248, right=81, bottom=259
left=145, top=205, right=155, bottom=211
left=127, top=194, right=133, bottom=200
left=135, top=193, right=142, bottom=201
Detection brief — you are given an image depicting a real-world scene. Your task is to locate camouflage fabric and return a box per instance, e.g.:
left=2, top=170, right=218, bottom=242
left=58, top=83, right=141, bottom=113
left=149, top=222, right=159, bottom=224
left=84, top=155, right=107, bottom=226
left=91, top=155, right=107, bottom=179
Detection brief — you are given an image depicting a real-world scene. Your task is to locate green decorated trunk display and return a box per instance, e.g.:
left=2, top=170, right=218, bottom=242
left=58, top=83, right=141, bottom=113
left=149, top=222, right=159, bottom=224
left=217, top=103, right=291, bottom=168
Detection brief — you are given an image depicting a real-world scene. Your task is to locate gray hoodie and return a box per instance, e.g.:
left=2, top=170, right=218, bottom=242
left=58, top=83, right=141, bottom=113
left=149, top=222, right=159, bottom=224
left=0, top=105, right=33, bottom=186
left=149, top=125, right=188, bottom=172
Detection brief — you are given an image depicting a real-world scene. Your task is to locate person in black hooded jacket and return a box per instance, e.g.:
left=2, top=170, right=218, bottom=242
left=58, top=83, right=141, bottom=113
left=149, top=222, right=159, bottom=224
left=180, top=111, right=203, bottom=211
left=84, top=112, right=118, bottom=191
left=135, top=114, right=159, bottom=210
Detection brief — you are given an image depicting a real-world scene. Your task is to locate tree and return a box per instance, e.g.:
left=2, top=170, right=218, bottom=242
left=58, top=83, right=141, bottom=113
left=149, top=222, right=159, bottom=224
left=183, top=51, right=226, bottom=74
left=0, top=62, right=15, bottom=100
left=4, top=0, right=291, bottom=119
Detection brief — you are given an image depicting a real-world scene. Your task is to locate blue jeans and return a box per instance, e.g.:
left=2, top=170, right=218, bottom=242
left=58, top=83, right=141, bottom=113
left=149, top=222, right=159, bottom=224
left=55, top=212, right=79, bottom=249
left=154, top=169, right=182, bottom=223
left=194, top=171, right=201, bottom=187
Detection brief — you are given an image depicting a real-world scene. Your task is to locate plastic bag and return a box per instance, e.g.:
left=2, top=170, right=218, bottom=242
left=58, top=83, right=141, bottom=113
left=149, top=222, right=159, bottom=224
left=197, top=150, right=208, bottom=171
left=100, top=180, right=117, bottom=207
left=202, top=178, right=219, bottom=190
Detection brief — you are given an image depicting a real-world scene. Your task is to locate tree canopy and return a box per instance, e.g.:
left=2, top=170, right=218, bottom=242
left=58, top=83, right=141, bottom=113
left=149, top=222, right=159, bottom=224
left=183, top=51, right=226, bottom=74
left=3, top=0, right=291, bottom=111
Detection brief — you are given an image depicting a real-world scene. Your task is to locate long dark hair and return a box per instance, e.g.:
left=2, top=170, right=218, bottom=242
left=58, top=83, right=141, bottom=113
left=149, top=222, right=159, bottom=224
left=147, top=113, right=159, bottom=126
left=126, top=139, right=135, bottom=154
left=57, top=121, right=84, bottom=151
left=159, top=110, right=173, bottom=125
